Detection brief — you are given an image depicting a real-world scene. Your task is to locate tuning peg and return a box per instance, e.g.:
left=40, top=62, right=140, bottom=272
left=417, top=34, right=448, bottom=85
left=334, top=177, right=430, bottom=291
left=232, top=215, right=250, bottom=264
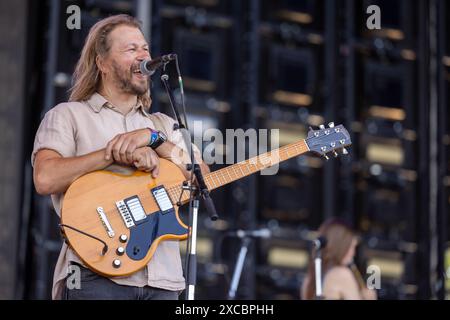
left=328, top=122, right=335, bottom=128
left=323, top=154, right=330, bottom=161
left=332, top=151, right=338, bottom=157
left=342, top=148, right=348, bottom=155
left=319, top=124, right=325, bottom=130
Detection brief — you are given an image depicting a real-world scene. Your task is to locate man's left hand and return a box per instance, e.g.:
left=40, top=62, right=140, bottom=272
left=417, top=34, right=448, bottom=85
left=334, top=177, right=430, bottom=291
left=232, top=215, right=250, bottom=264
left=132, top=147, right=160, bottom=177
left=105, top=128, right=151, bottom=164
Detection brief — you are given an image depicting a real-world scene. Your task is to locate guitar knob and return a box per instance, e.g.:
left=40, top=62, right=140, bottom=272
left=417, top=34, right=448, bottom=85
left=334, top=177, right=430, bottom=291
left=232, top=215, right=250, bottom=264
left=116, top=247, right=125, bottom=256
left=333, top=151, right=338, bottom=157
left=319, top=124, right=325, bottom=130
left=342, top=148, right=349, bottom=155
left=119, top=234, right=128, bottom=243
left=323, top=154, right=330, bottom=161
left=328, top=122, right=335, bottom=128
left=113, top=259, right=121, bottom=268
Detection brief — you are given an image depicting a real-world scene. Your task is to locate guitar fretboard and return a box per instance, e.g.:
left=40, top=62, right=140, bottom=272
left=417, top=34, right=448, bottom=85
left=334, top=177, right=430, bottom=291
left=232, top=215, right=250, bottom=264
left=165, top=139, right=309, bottom=205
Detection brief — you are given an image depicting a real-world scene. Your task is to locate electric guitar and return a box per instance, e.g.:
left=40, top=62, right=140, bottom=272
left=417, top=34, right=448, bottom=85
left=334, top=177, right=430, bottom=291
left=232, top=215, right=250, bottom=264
left=60, top=123, right=351, bottom=277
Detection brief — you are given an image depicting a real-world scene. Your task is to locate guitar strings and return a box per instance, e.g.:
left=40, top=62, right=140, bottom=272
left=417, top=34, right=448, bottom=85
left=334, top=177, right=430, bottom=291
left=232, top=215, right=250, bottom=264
left=97, top=140, right=309, bottom=217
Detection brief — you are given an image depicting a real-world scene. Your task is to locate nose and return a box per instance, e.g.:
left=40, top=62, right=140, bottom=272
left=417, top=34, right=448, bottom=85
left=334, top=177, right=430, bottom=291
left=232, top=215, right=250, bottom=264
left=137, top=49, right=150, bottom=61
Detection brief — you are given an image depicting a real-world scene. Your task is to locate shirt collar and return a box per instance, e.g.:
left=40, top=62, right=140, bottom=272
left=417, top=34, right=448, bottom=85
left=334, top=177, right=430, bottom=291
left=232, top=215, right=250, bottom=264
left=86, top=92, right=146, bottom=114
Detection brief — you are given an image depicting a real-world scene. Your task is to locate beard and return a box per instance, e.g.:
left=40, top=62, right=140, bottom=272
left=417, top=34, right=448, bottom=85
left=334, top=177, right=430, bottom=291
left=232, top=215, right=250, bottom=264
left=110, top=60, right=150, bottom=96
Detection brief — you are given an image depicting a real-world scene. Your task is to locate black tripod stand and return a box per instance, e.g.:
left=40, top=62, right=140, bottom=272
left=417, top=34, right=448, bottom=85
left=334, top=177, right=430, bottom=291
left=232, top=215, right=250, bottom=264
left=159, top=57, right=218, bottom=300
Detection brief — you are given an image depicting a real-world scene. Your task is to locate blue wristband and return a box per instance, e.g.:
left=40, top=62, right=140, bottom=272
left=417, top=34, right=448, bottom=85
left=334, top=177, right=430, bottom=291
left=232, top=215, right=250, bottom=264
left=147, top=128, right=167, bottom=149
left=149, top=131, right=158, bottom=146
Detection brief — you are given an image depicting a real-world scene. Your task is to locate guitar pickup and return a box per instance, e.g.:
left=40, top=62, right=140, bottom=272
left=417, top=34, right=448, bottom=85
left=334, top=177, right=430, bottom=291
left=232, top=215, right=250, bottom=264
left=116, top=196, right=147, bottom=228
left=151, top=186, right=174, bottom=214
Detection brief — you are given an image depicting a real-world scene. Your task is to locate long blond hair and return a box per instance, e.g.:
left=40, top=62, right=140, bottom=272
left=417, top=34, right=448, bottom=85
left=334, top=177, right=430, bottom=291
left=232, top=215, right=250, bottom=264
left=303, top=218, right=357, bottom=300
left=69, top=14, right=151, bottom=108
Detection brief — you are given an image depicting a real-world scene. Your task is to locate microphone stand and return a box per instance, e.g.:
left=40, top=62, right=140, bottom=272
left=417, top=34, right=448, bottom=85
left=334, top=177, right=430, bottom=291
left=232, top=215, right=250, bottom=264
left=159, top=58, right=218, bottom=300
left=314, top=245, right=324, bottom=300
left=227, top=237, right=252, bottom=300
left=226, top=228, right=270, bottom=299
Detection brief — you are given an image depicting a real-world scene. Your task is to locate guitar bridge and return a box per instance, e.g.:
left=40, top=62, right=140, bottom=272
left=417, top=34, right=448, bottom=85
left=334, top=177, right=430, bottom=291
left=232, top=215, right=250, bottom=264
left=96, top=206, right=115, bottom=238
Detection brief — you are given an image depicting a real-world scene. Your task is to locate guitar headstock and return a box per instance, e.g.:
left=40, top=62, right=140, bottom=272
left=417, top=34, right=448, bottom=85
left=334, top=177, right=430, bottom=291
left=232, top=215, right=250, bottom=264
left=305, top=122, right=352, bottom=160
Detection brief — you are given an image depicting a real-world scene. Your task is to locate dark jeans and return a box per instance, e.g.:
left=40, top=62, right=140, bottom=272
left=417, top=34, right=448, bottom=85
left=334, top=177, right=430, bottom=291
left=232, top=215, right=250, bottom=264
left=63, top=263, right=180, bottom=300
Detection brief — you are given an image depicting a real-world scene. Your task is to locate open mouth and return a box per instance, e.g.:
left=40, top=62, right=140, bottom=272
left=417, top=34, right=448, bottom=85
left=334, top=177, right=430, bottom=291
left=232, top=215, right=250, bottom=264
left=131, top=67, right=146, bottom=80
left=131, top=64, right=144, bottom=75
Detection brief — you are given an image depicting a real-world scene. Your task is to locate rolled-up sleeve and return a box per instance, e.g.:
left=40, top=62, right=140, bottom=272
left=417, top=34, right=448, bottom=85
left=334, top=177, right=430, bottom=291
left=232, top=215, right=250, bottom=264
left=31, top=104, right=76, bottom=166
left=151, top=112, right=202, bottom=160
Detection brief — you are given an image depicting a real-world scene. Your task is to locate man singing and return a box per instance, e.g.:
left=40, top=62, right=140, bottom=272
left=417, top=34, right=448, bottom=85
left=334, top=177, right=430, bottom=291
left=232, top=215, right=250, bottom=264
left=32, top=14, right=209, bottom=300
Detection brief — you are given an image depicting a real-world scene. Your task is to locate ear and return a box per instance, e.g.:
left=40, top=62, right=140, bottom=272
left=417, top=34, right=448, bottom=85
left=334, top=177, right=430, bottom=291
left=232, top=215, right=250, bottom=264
left=96, top=55, right=107, bottom=74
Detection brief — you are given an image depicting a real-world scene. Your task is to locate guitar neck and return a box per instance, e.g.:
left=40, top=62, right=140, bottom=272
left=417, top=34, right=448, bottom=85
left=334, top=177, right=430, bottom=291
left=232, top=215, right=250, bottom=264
left=205, top=139, right=309, bottom=190
left=166, top=139, right=309, bottom=205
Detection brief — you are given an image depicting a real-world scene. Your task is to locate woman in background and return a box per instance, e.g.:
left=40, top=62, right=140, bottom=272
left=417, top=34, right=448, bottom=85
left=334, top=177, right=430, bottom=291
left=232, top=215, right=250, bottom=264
left=301, top=218, right=377, bottom=300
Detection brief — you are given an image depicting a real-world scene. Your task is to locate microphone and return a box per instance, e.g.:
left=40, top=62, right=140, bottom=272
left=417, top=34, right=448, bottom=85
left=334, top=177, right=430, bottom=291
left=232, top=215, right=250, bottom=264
left=228, top=228, right=272, bottom=239
left=139, top=53, right=177, bottom=76
left=313, top=236, right=327, bottom=250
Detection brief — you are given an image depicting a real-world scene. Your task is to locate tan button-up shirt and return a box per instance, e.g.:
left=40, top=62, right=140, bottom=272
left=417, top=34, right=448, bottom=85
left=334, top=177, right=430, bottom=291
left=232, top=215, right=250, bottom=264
left=31, top=93, right=200, bottom=300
